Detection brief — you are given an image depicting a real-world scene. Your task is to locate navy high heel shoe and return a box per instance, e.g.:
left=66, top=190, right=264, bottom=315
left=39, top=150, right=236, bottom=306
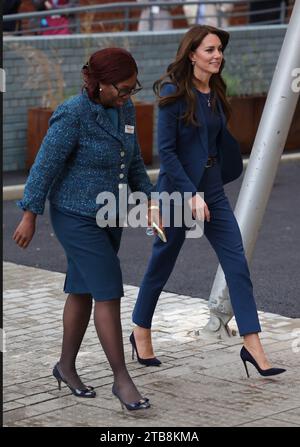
left=112, top=384, right=150, bottom=411
left=53, top=363, right=96, bottom=398
left=240, top=346, right=286, bottom=378
left=129, top=332, right=161, bottom=367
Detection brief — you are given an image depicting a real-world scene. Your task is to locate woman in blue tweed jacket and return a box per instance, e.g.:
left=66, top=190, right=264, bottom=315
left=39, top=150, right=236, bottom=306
left=13, top=48, right=162, bottom=411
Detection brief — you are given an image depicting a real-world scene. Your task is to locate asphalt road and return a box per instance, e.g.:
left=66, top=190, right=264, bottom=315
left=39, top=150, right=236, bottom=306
left=4, top=160, right=300, bottom=318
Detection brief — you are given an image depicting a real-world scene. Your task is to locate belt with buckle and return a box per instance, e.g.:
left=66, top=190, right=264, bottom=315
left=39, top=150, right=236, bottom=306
left=205, top=156, right=218, bottom=168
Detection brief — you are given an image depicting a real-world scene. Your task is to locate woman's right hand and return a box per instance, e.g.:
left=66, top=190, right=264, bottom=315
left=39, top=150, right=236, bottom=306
left=13, top=211, right=37, bottom=249
left=147, top=202, right=166, bottom=237
left=188, top=193, right=210, bottom=222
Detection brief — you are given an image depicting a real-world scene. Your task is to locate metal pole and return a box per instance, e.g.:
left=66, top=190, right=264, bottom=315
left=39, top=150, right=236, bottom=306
left=217, top=2, right=222, bottom=28
left=149, top=5, right=154, bottom=31
left=280, top=0, right=287, bottom=23
left=204, top=0, right=300, bottom=338
left=124, top=6, right=129, bottom=31
left=71, top=0, right=81, bottom=34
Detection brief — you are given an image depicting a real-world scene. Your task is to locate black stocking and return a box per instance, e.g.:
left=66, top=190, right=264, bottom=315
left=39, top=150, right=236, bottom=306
left=94, top=299, right=142, bottom=403
left=58, top=293, right=93, bottom=389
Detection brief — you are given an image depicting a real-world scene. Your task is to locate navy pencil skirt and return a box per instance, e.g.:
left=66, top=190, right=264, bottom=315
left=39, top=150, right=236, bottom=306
left=49, top=204, right=124, bottom=301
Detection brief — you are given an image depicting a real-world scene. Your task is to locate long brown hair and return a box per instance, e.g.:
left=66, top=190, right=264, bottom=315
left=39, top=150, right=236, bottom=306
left=153, top=25, right=231, bottom=126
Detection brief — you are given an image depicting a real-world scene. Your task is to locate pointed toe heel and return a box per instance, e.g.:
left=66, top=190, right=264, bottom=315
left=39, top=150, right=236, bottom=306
left=53, top=363, right=96, bottom=398
left=112, top=384, right=150, bottom=411
left=240, top=346, right=286, bottom=378
left=129, top=332, right=161, bottom=367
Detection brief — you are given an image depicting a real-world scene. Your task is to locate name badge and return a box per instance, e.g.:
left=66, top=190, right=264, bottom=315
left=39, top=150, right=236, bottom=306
left=125, top=125, right=135, bottom=134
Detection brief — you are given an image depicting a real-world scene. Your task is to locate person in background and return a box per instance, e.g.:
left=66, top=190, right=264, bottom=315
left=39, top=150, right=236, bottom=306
left=137, top=0, right=173, bottom=31
left=195, top=2, right=232, bottom=27
left=3, top=0, right=22, bottom=33
left=249, top=1, right=287, bottom=24
left=32, top=0, right=71, bottom=34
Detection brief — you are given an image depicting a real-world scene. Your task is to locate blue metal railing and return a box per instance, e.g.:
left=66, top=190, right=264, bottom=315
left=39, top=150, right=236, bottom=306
left=3, top=0, right=292, bottom=35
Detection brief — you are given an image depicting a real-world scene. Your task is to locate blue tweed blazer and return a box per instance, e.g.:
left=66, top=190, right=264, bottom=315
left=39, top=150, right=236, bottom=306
left=18, top=90, right=153, bottom=217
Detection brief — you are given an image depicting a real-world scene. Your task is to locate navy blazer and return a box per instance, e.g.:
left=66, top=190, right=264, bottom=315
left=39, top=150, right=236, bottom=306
left=156, top=83, right=243, bottom=196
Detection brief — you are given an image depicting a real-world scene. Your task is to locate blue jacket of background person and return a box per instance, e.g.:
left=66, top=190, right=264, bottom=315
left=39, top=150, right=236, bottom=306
left=18, top=90, right=153, bottom=217
left=155, top=83, right=243, bottom=197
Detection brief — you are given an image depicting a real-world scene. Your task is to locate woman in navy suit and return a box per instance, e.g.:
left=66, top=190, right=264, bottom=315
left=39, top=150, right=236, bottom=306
left=131, top=26, right=286, bottom=378
left=13, top=48, right=161, bottom=410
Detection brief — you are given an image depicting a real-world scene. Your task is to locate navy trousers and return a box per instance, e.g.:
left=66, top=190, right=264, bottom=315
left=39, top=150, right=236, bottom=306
left=132, top=163, right=261, bottom=336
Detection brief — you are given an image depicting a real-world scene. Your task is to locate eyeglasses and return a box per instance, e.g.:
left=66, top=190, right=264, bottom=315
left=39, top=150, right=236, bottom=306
left=112, top=79, right=143, bottom=98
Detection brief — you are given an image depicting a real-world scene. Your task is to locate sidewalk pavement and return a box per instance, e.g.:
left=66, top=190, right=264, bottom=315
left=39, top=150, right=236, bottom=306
left=3, top=261, right=300, bottom=427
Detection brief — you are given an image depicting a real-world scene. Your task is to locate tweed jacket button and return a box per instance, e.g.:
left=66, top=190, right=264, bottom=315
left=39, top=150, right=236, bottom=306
left=120, top=151, right=125, bottom=157
left=120, top=164, right=125, bottom=169
left=119, top=173, right=124, bottom=179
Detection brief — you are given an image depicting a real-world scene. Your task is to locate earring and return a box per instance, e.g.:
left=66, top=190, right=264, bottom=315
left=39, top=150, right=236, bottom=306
left=99, top=88, right=103, bottom=92
left=192, top=61, right=196, bottom=66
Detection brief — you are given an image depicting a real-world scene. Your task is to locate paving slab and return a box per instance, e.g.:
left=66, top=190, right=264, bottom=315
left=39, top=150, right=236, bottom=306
left=3, top=262, right=300, bottom=427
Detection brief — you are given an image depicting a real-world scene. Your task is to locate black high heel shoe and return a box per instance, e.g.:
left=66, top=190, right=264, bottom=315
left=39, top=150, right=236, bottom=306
left=53, top=363, right=96, bottom=398
left=112, top=384, right=150, bottom=411
left=129, top=332, right=161, bottom=367
left=240, top=346, right=286, bottom=378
